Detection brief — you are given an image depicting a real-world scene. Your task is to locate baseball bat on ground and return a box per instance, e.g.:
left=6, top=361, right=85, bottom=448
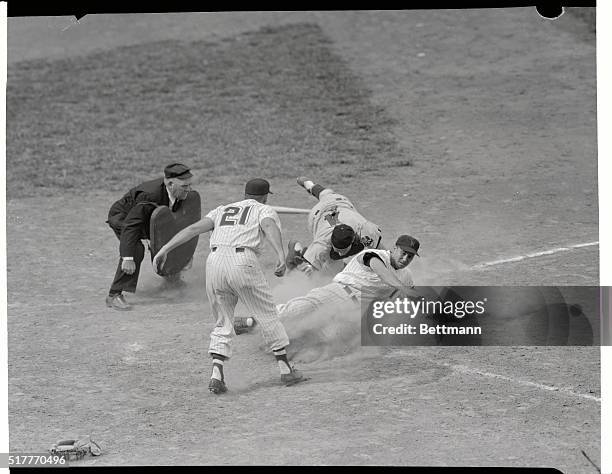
left=271, top=206, right=311, bottom=215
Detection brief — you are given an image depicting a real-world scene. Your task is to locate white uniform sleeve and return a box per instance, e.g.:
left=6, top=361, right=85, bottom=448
left=259, top=205, right=282, bottom=230
left=302, top=239, right=331, bottom=270
left=205, top=205, right=221, bottom=222
left=359, top=221, right=383, bottom=249
left=358, top=249, right=387, bottom=268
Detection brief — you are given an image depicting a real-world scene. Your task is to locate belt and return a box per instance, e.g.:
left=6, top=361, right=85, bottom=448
left=211, top=247, right=245, bottom=253
left=341, top=284, right=360, bottom=303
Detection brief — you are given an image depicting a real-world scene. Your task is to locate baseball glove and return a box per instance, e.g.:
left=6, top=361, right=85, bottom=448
left=50, top=436, right=102, bottom=460
left=285, top=240, right=308, bottom=270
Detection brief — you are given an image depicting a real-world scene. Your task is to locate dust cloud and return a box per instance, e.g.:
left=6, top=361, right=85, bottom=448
left=136, top=253, right=207, bottom=301
left=270, top=271, right=376, bottom=363
left=409, top=256, right=471, bottom=286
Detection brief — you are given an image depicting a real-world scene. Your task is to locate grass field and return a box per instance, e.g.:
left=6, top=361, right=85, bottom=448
left=6, top=9, right=600, bottom=471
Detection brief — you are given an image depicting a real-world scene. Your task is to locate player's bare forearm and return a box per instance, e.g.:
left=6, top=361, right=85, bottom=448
left=159, top=217, right=214, bottom=255
left=261, top=217, right=285, bottom=261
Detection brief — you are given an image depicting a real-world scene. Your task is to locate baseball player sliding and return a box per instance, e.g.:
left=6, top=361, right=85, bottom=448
left=152, top=178, right=304, bottom=394
left=235, top=235, right=420, bottom=333
left=286, top=176, right=384, bottom=276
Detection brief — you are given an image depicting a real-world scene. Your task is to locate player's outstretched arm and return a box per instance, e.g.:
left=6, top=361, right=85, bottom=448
left=368, top=257, right=417, bottom=299
left=153, top=217, right=215, bottom=273
left=261, top=217, right=286, bottom=277
left=300, top=241, right=327, bottom=274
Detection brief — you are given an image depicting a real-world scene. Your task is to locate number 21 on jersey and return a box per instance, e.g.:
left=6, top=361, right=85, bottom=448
left=219, top=206, right=252, bottom=226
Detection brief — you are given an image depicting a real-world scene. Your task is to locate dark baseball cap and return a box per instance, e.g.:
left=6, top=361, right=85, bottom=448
left=396, top=235, right=420, bottom=256
left=245, top=178, right=273, bottom=195
left=331, top=224, right=355, bottom=250
left=164, top=163, right=193, bottom=180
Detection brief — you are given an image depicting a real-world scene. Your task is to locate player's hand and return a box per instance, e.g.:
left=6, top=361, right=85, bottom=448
left=297, top=261, right=314, bottom=276
left=274, top=260, right=286, bottom=277
left=121, top=259, right=136, bottom=275
left=152, top=252, right=167, bottom=275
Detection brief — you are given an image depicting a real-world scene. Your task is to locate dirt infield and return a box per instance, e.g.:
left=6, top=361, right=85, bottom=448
left=6, top=9, right=600, bottom=471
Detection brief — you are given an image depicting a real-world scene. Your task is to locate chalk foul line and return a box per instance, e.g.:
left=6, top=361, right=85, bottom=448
left=446, top=363, right=601, bottom=403
left=384, top=352, right=600, bottom=403
left=471, top=241, right=599, bottom=269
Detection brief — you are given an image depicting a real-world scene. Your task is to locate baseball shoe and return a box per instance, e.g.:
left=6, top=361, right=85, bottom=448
left=105, top=294, right=131, bottom=311
left=296, top=176, right=310, bottom=189
left=234, top=317, right=256, bottom=335
left=281, top=367, right=305, bottom=386
left=208, top=377, right=227, bottom=394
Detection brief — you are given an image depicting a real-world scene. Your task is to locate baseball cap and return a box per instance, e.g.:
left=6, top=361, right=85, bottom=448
left=245, top=178, right=273, bottom=195
left=396, top=235, right=420, bottom=256
left=164, top=163, right=193, bottom=180
left=331, top=224, right=355, bottom=251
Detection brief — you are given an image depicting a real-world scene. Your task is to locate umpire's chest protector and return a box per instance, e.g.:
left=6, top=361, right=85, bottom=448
left=150, top=191, right=202, bottom=276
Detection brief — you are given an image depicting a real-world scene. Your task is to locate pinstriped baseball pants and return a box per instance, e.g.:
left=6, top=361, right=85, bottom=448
left=307, top=190, right=354, bottom=236
left=206, top=246, right=290, bottom=359
left=276, top=282, right=361, bottom=321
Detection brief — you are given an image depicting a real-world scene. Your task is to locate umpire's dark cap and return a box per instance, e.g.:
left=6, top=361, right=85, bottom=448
left=331, top=224, right=355, bottom=250
left=245, top=178, right=273, bottom=195
left=164, top=163, right=193, bottom=180
left=396, top=235, right=420, bottom=256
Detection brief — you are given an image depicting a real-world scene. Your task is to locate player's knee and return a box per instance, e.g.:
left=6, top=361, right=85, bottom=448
left=272, top=338, right=290, bottom=352
left=261, top=324, right=289, bottom=349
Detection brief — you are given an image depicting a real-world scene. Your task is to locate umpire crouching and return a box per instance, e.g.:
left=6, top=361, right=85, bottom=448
left=105, top=163, right=194, bottom=310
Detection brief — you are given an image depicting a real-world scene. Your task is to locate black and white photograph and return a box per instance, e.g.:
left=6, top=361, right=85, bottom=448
left=4, top=7, right=604, bottom=471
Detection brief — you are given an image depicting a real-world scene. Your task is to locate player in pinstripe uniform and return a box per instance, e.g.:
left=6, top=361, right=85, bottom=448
left=236, top=235, right=420, bottom=331
left=287, top=177, right=384, bottom=276
left=152, top=178, right=304, bottom=394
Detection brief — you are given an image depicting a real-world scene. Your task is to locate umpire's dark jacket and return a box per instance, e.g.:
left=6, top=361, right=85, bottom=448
left=107, top=177, right=182, bottom=294
left=107, top=177, right=174, bottom=258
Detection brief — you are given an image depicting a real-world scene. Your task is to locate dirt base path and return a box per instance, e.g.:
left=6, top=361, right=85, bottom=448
left=7, top=9, right=599, bottom=471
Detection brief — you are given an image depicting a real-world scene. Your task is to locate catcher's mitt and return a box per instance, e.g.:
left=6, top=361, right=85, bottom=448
left=50, top=436, right=102, bottom=460
left=285, top=240, right=307, bottom=270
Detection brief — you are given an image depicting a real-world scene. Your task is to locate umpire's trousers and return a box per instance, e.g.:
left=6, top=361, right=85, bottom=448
left=107, top=216, right=148, bottom=295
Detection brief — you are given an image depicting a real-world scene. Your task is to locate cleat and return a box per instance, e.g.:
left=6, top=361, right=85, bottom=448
left=105, top=294, right=131, bottom=311
left=234, top=317, right=256, bottom=335
left=297, top=176, right=310, bottom=188
left=208, top=378, right=227, bottom=394
left=281, top=367, right=305, bottom=386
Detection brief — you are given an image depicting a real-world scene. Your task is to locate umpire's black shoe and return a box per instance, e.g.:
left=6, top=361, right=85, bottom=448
left=208, top=377, right=227, bottom=394
left=106, top=294, right=131, bottom=311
